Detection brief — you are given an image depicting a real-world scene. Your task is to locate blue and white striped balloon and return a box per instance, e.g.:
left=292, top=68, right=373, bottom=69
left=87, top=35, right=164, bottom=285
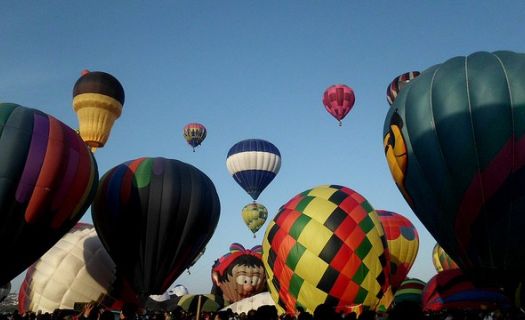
left=226, top=139, right=281, bottom=200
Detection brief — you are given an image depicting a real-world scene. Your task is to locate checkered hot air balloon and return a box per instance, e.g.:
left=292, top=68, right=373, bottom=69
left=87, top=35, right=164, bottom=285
left=376, top=210, right=419, bottom=291
left=226, top=139, right=281, bottom=201
left=322, top=84, right=355, bottom=126
left=242, top=202, right=268, bottom=237
left=386, top=71, right=420, bottom=106
left=262, top=185, right=391, bottom=314
left=183, top=123, right=207, bottom=152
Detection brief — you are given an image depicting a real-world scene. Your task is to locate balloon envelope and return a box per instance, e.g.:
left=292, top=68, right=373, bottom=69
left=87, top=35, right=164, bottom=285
left=432, top=243, right=459, bottom=273
left=226, top=139, right=281, bottom=200
left=421, top=269, right=510, bottom=312
left=262, top=185, right=391, bottom=314
left=383, top=51, right=525, bottom=286
left=393, top=278, right=426, bottom=307
left=322, top=84, right=355, bottom=125
left=183, top=123, right=207, bottom=151
left=386, top=71, right=420, bottom=106
left=18, top=223, right=115, bottom=313
left=0, top=103, right=98, bottom=285
left=376, top=210, right=419, bottom=291
left=92, top=157, right=220, bottom=301
left=212, top=243, right=266, bottom=303
left=241, top=202, right=268, bottom=236
left=72, top=70, right=124, bottom=148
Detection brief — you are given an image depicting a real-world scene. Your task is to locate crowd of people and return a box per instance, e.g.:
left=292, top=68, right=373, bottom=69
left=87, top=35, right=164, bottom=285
left=1, top=300, right=524, bottom=320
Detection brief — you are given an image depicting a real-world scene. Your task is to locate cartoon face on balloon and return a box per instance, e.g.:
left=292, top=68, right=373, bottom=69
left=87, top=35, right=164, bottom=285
left=211, top=244, right=266, bottom=303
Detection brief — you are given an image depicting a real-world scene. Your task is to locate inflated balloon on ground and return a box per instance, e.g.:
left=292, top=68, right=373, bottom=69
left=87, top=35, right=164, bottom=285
left=392, top=278, right=426, bottom=306
left=376, top=210, right=419, bottom=291
left=386, top=71, right=420, bottom=106
left=211, top=243, right=266, bottom=304
left=92, top=157, right=220, bottom=301
left=262, top=185, right=391, bottom=314
left=18, top=223, right=115, bottom=313
left=432, top=243, right=459, bottom=273
left=383, top=51, right=525, bottom=287
left=0, top=103, right=98, bottom=285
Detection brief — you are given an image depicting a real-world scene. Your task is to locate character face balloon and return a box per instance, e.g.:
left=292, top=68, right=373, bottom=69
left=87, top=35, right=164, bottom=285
left=212, top=244, right=266, bottom=303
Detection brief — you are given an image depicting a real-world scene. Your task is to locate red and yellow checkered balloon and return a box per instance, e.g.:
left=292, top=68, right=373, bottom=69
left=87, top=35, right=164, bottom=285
left=262, top=185, right=391, bottom=314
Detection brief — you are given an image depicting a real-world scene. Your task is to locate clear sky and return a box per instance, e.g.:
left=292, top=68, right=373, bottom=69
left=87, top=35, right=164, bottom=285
left=2, top=1, right=525, bottom=295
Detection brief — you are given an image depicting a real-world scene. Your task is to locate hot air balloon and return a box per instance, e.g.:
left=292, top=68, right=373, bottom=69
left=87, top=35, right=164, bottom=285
left=73, top=70, right=124, bottom=150
left=392, top=278, right=426, bottom=307
left=376, top=210, right=419, bottom=291
left=183, top=123, right=207, bottom=152
left=386, top=71, right=420, bottom=106
left=383, top=51, right=525, bottom=288
left=211, top=243, right=266, bottom=304
left=226, top=139, right=281, bottom=201
left=422, top=269, right=510, bottom=312
left=0, top=103, right=98, bottom=286
left=0, top=282, right=10, bottom=303
left=92, top=157, right=220, bottom=302
left=432, top=243, right=459, bottom=273
left=262, top=185, right=391, bottom=314
left=241, top=202, right=268, bottom=237
left=322, top=84, right=355, bottom=126
left=18, top=223, right=115, bottom=313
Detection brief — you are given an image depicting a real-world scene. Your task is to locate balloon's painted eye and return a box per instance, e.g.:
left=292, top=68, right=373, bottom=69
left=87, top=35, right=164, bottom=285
left=236, top=275, right=250, bottom=285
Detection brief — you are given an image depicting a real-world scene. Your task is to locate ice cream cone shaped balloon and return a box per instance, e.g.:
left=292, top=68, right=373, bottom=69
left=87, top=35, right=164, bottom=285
left=73, top=70, right=124, bottom=150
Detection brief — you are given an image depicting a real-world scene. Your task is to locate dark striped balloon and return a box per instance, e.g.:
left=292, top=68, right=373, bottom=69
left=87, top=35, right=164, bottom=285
left=92, top=157, right=220, bottom=301
left=393, top=278, right=426, bottom=306
left=0, top=103, right=98, bottom=285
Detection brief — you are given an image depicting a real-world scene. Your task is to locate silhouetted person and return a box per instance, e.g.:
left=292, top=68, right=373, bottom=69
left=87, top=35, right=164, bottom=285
left=313, top=304, right=338, bottom=320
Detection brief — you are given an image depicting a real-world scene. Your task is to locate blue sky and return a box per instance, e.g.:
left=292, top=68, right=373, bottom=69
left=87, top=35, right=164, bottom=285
left=2, top=1, right=525, bottom=295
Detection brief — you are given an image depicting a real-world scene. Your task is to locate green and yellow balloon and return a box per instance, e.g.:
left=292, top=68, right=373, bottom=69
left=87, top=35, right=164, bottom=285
left=242, top=203, right=268, bottom=238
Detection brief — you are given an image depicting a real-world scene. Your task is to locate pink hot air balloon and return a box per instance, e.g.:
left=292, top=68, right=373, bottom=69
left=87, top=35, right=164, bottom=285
left=322, top=84, right=355, bottom=126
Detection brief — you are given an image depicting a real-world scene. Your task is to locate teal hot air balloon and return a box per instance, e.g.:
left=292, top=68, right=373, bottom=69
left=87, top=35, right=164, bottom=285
left=383, top=51, right=525, bottom=289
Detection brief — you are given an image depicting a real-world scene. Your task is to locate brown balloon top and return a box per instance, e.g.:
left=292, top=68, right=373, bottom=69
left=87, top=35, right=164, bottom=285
left=73, top=71, right=125, bottom=105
